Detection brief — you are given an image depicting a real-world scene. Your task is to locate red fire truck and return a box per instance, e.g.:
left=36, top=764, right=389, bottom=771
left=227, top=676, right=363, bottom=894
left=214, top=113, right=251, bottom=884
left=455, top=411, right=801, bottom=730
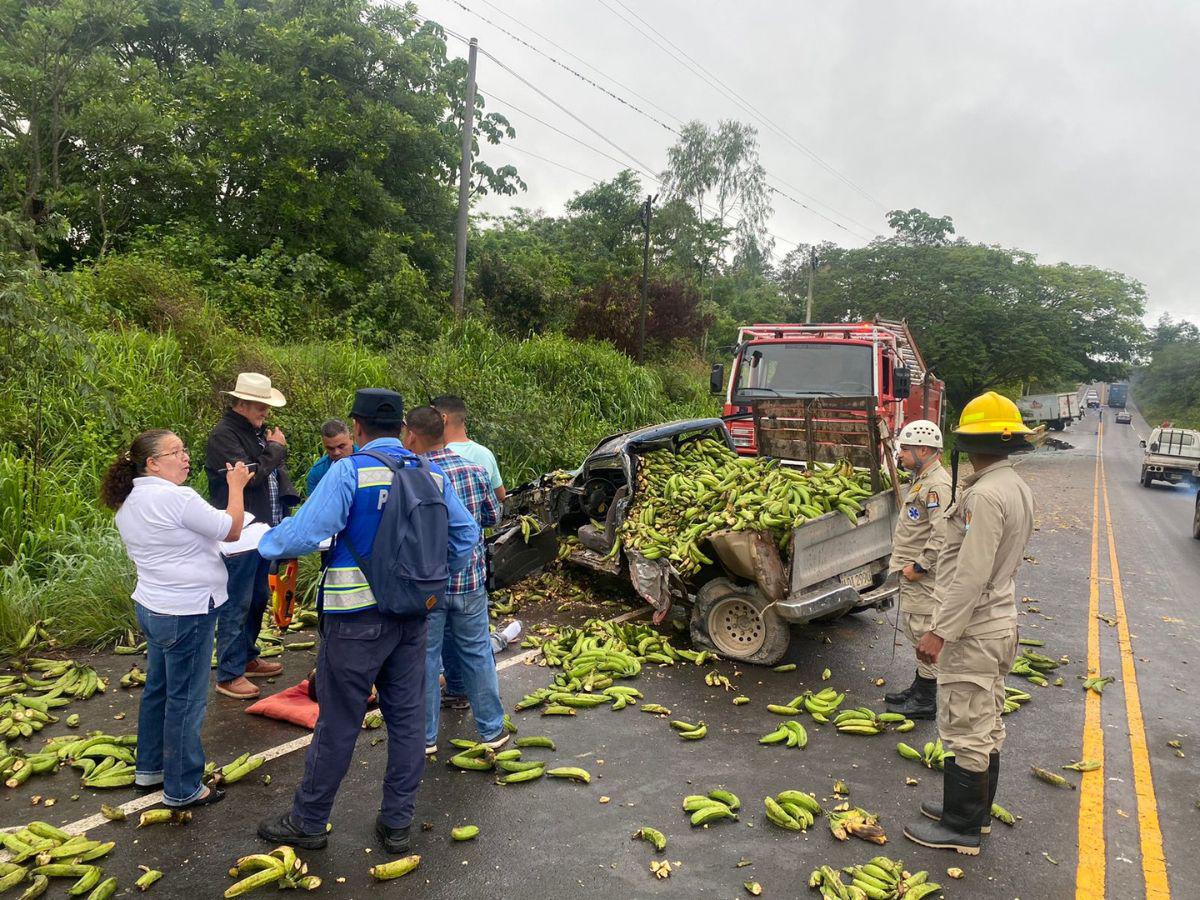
left=710, top=318, right=945, bottom=454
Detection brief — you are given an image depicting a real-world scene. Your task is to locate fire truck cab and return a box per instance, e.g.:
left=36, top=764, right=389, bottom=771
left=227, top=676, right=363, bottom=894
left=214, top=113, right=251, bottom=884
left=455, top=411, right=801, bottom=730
left=711, top=318, right=945, bottom=454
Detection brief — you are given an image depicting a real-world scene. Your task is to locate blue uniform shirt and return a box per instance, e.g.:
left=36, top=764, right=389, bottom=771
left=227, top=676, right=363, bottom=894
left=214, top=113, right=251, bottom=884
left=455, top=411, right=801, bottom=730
left=260, top=438, right=479, bottom=593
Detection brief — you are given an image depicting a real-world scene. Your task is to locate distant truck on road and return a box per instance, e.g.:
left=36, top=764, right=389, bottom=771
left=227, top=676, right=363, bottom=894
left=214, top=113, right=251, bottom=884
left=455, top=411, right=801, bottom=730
left=1108, top=382, right=1129, bottom=409
left=1139, top=426, right=1200, bottom=487
left=1018, top=392, right=1080, bottom=431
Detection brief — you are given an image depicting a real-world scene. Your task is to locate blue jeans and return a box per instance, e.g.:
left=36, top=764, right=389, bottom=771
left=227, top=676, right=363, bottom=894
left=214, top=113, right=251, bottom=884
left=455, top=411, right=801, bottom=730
left=293, top=608, right=427, bottom=831
left=424, top=587, right=505, bottom=746
left=135, top=602, right=218, bottom=806
left=216, top=551, right=270, bottom=682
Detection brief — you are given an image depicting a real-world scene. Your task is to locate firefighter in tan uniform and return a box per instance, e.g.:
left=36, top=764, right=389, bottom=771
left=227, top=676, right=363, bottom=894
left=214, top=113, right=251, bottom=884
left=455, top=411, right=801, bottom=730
left=903, top=392, right=1034, bottom=856
left=884, top=420, right=953, bottom=720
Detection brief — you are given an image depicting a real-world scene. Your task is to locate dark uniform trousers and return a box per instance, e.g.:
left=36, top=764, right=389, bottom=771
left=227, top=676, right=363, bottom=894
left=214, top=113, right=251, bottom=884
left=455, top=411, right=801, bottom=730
left=292, top=607, right=428, bottom=832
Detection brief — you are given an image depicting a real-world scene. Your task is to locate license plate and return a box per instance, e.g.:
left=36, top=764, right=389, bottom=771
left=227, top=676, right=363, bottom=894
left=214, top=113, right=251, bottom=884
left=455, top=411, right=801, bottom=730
left=839, top=566, right=874, bottom=591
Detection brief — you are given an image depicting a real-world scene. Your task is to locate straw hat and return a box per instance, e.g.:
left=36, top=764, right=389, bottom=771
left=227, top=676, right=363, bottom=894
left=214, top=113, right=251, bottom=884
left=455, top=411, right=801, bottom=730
left=223, top=372, right=286, bottom=407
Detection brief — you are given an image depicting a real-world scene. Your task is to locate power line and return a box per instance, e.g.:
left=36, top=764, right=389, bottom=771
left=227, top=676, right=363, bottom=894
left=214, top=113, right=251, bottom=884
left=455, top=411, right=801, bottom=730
left=601, top=0, right=887, bottom=211
left=438, top=0, right=680, bottom=136
left=493, top=142, right=606, bottom=183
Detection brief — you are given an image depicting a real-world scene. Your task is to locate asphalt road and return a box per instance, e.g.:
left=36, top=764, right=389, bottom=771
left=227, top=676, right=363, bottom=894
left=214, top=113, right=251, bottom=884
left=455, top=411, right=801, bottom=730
left=2, top=405, right=1197, bottom=899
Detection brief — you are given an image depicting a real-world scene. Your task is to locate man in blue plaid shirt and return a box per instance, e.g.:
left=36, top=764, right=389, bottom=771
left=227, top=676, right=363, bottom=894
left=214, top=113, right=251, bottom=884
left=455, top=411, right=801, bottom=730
left=403, top=406, right=507, bottom=755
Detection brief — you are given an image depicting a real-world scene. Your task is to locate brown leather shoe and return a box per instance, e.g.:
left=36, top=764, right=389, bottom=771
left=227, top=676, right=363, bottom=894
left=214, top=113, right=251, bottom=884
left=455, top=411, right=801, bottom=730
left=244, top=659, right=284, bottom=678
left=216, top=676, right=260, bottom=700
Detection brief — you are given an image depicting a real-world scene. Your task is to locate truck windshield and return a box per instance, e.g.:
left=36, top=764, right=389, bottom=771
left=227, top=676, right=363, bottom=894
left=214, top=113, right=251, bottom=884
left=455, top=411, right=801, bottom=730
left=733, top=342, right=873, bottom=401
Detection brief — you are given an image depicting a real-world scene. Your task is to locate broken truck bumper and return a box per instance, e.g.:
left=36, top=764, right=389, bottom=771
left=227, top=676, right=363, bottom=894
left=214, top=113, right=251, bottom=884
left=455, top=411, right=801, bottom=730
left=773, top=577, right=898, bottom=624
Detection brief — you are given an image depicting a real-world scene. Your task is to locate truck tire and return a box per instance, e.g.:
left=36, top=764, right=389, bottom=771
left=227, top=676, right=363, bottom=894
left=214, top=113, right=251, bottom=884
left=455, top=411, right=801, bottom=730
left=1193, top=498, right=1200, bottom=540
left=1050, top=420, right=1065, bottom=432
left=690, top=578, right=789, bottom=666
left=1140, top=469, right=1150, bottom=487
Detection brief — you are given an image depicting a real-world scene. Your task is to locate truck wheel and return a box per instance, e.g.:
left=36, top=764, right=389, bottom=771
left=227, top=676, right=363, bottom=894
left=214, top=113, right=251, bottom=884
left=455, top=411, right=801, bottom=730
left=690, top=578, right=789, bottom=666
left=1193, top=499, right=1200, bottom=540
left=1050, top=421, right=1065, bottom=432
left=1140, top=470, right=1150, bottom=487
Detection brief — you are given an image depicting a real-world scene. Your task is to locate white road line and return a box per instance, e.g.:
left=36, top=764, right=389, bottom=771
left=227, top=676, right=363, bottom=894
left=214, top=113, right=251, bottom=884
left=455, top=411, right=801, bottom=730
left=12, top=605, right=652, bottom=840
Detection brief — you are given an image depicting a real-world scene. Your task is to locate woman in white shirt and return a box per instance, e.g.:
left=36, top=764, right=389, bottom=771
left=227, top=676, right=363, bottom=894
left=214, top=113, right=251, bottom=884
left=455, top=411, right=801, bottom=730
left=102, top=429, right=251, bottom=809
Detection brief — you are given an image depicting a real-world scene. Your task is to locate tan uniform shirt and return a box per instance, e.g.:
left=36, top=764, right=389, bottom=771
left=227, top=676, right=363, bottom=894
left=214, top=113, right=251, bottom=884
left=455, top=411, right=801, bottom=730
left=931, top=459, right=1035, bottom=642
left=889, top=459, right=952, bottom=615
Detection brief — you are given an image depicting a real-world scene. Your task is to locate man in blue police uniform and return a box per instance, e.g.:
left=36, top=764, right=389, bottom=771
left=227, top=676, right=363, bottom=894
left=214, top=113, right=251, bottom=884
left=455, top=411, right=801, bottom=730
left=255, top=388, right=479, bottom=853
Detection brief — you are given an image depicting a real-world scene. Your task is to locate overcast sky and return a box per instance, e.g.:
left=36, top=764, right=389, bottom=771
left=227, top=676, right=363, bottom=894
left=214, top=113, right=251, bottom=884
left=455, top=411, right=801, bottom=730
left=420, top=0, right=1199, bottom=325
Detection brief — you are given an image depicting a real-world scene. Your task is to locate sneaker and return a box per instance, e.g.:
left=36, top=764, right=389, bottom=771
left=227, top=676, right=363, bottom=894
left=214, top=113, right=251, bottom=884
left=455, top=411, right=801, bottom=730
left=480, top=732, right=510, bottom=751
left=500, top=620, right=524, bottom=645
left=216, top=676, right=260, bottom=700
left=375, top=817, right=412, bottom=855
left=441, top=693, right=470, bottom=710
left=425, top=745, right=438, bottom=757
left=245, top=659, right=284, bottom=678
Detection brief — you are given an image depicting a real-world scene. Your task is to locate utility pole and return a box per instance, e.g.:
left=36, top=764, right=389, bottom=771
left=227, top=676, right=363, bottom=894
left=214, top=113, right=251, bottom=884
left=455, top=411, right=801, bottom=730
left=637, top=194, right=657, bottom=363
left=452, top=38, right=479, bottom=318
left=805, top=245, right=818, bottom=324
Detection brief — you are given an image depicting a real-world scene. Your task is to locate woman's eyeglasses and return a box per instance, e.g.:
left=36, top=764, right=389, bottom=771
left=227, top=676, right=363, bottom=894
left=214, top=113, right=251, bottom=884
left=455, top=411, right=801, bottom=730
left=155, top=447, right=190, bottom=460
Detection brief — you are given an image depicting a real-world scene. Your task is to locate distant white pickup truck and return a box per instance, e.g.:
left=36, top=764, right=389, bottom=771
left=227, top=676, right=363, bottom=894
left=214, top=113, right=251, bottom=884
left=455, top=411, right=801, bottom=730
left=1139, top=427, right=1200, bottom=487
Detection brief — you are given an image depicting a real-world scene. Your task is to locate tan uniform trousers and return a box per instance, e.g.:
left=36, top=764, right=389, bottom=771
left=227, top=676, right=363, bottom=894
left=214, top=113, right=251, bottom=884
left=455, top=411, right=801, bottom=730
left=936, top=629, right=1018, bottom=772
left=898, top=580, right=937, bottom=679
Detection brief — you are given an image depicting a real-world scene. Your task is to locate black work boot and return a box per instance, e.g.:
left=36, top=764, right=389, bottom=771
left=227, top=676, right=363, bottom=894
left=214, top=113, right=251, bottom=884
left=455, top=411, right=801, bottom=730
left=921, top=751, right=1000, bottom=833
left=376, top=817, right=412, bottom=854
left=904, top=758, right=988, bottom=855
left=886, top=674, right=937, bottom=720
left=885, top=670, right=922, bottom=705
left=257, top=812, right=328, bottom=850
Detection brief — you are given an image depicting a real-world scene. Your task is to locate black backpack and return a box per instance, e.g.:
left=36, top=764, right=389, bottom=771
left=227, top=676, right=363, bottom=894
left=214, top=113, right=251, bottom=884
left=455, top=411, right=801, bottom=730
left=340, top=450, right=450, bottom=618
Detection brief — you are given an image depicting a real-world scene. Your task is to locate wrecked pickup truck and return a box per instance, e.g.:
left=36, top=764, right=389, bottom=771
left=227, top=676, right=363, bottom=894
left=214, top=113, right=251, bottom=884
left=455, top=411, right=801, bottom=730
left=488, top=401, right=900, bottom=665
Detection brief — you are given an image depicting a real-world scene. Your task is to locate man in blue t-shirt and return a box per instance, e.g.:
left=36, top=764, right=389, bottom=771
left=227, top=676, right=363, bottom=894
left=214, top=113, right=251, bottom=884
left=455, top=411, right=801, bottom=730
left=431, top=395, right=505, bottom=502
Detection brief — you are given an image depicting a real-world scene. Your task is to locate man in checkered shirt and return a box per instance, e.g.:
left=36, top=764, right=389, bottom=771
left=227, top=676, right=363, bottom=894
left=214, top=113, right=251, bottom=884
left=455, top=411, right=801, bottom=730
left=403, top=406, right=509, bottom=755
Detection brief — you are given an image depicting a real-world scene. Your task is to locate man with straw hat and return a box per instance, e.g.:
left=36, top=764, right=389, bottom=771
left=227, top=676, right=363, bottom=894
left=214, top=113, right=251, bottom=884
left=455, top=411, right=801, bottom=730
left=205, top=372, right=299, bottom=700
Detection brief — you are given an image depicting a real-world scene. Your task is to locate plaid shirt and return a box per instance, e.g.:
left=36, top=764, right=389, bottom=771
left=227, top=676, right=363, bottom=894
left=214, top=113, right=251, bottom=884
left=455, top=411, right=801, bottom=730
left=424, top=448, right=499, bottom=595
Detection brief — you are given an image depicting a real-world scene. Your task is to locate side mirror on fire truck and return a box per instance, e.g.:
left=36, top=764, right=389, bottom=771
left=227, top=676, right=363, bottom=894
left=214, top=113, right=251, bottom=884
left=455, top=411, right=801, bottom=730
left=893, top=365, right=912, bottom=400
left=710, top=363, right=725, bottom=395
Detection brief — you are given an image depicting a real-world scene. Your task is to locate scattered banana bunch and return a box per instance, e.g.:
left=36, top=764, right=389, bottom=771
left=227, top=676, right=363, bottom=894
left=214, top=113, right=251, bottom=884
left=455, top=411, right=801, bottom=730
left=0, top=820, right=118, bottom=899
left=515, top=618, right=711, bottom=714
left=669, top=719, right=707, bottom=741
left=11, top=619, right=58, bottom=656
left=895, top=739, right=951, bottom=770
left=518, top=515, right=544, bottom=543
left=0, top=659, right=105, bottom=743
left=704, top=670, right=734, bottom=691
left=1010, top=648, right=1064, bottom=685
left=1082, top=674, right=1115, bottom=695
left=759, top=720, right=808, bottom=749
left=207, top=752, right=266, bottom=785
left=798, top=688, right=847, bottom=721
left=225, top=845, right=320, bottom=896
left=119, top=665, right=147, bottom=689
left=834, top=708, right=915, bottom=736
left=764, top=789, right=823, bottom=831
left=1002, top=685, right=1032, bottom=714
left=808, top=856, right=940, bottom=900
left=138, top=808, right=192, bottom=828
left=828, top=806, right=888, bottom=844
left=619, top=438, right=887, bottom=576
left=114, top=630, right=146, bottom=655
left=36, top=731, right=139, bottom=789
left=682, top=789, right=740, bottom=827
left=3, top=749, right=59, bottom=789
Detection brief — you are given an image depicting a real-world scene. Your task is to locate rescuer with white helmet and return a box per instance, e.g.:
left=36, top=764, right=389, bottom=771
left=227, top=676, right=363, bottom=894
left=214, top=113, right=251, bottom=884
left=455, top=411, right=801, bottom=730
left=885, top=418, right=952, bottom=721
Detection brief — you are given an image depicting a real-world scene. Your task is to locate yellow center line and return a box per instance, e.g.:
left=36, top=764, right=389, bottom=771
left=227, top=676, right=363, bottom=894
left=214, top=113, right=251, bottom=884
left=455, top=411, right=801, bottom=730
left=1076, top=422, right=1106, bottom=899
left=1099, top=436, right=1171, bottom=897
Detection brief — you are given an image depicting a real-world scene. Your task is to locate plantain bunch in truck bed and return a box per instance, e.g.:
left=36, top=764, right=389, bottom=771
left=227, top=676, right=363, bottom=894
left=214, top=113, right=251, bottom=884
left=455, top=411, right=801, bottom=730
left=618, top=438, right=889, bottom=578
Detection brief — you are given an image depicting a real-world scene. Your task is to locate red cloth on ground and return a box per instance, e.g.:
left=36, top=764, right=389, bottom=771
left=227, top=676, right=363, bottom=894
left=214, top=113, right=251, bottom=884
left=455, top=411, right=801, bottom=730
left=246, top=680, right=319, bottom=730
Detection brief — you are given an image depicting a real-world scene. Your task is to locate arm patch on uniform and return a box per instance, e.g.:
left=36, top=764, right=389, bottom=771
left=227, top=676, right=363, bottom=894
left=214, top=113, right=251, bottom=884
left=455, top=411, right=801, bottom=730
left=926, top=490, right=940, bottom=509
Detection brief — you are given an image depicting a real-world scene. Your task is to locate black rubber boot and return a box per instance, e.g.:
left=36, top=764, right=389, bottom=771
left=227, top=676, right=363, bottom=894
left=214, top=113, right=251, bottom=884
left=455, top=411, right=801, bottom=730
left=886, top=674, right=937, bottom=720
left=921, top=751, right=1000, bottom=833
left=904, top=758, right=988, bottom=855
left=885, top=670, right=921, bottom=706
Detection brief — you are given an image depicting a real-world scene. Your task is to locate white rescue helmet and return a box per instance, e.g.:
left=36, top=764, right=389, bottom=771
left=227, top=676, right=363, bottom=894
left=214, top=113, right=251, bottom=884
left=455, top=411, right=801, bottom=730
left=897, top=419, right=943, bottom=450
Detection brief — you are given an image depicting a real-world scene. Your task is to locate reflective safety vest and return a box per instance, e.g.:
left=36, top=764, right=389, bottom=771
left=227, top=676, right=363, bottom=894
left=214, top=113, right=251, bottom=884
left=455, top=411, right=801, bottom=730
left=321, top=448, right=444, bottom=614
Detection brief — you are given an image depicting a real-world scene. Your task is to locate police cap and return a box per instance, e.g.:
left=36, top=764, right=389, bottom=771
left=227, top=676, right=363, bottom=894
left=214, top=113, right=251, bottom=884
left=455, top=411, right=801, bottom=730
left=350, top=388, right=404, bottom=425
